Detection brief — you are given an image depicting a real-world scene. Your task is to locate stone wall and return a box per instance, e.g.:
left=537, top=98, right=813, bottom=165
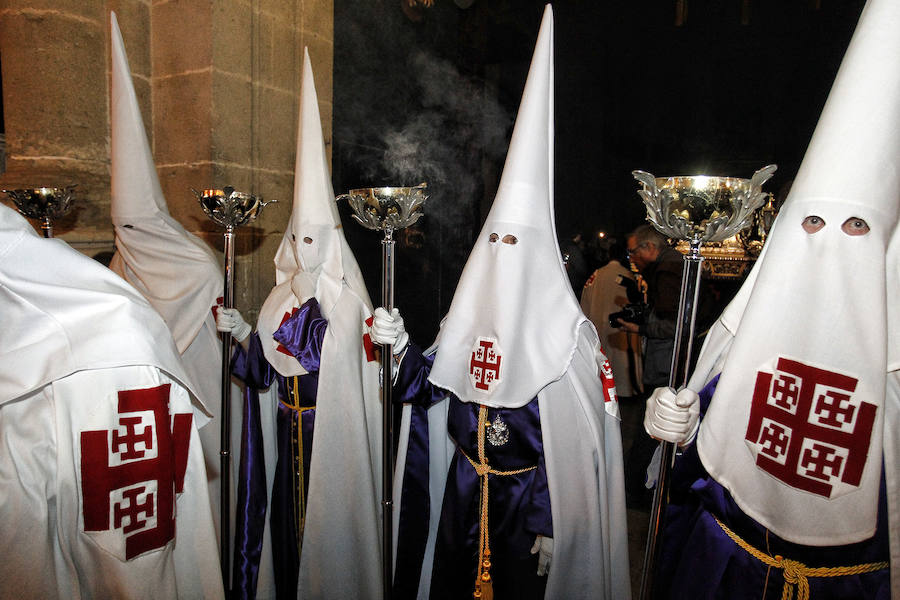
left=0, top=0, right=333, bottom=319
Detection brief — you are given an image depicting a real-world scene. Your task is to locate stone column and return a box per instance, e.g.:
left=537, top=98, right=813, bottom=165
left=152, top=0, right=334, bottom=319
left=0, top=0, right=333, bottom=316
left=0, top=0, right=113, bottom=251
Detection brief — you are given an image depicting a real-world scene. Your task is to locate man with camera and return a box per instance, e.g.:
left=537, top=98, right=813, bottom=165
left=615, top=223, right=683, bottom=506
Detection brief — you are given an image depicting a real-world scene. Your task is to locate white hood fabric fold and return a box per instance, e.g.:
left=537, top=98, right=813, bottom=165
left=427, top=5, right=585, bottom=408
left=0, top=204, right=199, bottom=414
left=691, top=0, right=900, bottom=549
left=107, top=12, right=222, bottom=355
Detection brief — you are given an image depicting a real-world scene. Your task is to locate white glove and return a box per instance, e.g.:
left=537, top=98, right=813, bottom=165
left=644, top=386, right=700, bottom=445
left=370, top=307, right=409, bottom=355
left=530, top=535, right=553, bottom=576
left=216, top=307, right=252, bottom=343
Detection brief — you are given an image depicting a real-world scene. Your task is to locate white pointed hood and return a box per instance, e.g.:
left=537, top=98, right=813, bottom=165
left=428, top=5, right=584, bottom=408
left=256, top=49, right=372, bottom=377
left=692, top=0, right=900, bottom=546
left=107, top=12, right=223, bottom=354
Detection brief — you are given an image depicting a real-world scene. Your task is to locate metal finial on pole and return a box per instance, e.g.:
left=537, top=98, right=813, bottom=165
left=632, top=165, right=776, bottom=600
left=3, top=186, right=76, bottom=238
left=339, top=183, right=427, bottom=600
left=195, top=186, right=275, bottom=594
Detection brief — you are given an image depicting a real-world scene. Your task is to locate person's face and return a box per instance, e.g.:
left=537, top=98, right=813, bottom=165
left=626, top=236, right=653, bottom=271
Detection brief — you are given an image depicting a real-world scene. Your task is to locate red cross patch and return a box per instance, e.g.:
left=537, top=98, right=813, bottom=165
left=469, top=337, right=502, bottom=392
left=276, top=308, right=300, bottom=356
left=599, top=358, right=617, bottom=403
left=80, top=384, right=192, bottom=560
left=211, top=296, right=224, bottom=321
left=363, top=315, right=377, bottom=362
left=745, top=357, right=876, bottom=499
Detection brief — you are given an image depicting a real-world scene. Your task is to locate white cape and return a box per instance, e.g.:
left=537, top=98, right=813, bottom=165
left=297, top=285, right=383, bottom=598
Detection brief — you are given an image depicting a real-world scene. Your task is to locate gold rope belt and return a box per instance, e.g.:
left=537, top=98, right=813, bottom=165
left=284, top=376, right=316, bottom=554
left=713, top=516, right=888, bottom=600
left=461, top=406, right=537, bottom=600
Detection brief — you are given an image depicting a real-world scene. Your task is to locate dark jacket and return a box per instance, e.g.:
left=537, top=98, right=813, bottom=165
left=638, top=244, right=682, bottom=388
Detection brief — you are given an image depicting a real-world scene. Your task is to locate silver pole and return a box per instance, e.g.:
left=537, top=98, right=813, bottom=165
left=638, top=240, right=703, bottom=600
left=220, top=225, right=235, bottom=594
left=381, top=228, right=395, bottom=600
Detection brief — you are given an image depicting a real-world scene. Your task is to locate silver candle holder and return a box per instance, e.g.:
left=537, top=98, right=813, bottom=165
left=2, top=186, right=76, bottom=237
left=338, top=182, right=427, bottom=600
left=193, top=186, right=274, bottom=592
left=634, top=164, right=777, bottom=600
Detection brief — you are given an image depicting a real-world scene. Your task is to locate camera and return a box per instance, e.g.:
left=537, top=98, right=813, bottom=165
left=608, top=303, right=647, bottom=328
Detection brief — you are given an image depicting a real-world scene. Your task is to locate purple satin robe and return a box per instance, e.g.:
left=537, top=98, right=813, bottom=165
left=394, top=343, right=552, bottom=600
left=656, top=376, right=890, bottom=600
left=231, top=298, right=326, bottom=600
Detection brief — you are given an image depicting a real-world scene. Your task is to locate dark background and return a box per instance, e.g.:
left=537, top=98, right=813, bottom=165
left=332, top=0, right=865, bottom=344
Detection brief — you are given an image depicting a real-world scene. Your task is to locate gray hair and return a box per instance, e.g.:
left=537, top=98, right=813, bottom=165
left=628, top=223, right=668, bottom=249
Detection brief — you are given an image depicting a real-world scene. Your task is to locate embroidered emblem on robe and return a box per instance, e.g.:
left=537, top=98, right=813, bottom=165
left=745, top=357, right=876, bottom=499
left=80, top=384, right=192, bottom=560
left=469, top=337, right=502, bottom=392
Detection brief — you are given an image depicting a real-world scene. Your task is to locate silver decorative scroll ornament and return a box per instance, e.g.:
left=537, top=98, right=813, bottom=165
left=2, top=186, right=76, bottom=238
left=635, top=164, right=776, bottom=600
left=337, top=183, right=427, bottom=600
left=192, top=186, right=275, bottom=593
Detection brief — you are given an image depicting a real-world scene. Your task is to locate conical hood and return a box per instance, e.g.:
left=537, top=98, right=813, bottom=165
left=692, top=0, right=900, bottom=547
left=428, top=5, right=584, bottom=408
left=257, top=49, right=372, bottom=376
left=108, top=12, right=223, bottom=353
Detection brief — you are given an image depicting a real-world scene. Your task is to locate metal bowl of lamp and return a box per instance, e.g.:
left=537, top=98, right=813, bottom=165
left=338, top=183, right=427, bottom=234
left=193, top=186, right=274, bottom=229
left=632, top=165, right=777, bottom=245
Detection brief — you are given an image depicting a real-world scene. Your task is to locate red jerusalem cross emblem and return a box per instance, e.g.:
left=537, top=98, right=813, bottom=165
left=745, top=357, right=876, bottom=499
left=470, top=337, right=502, bottom=392
left=80, top=384, right=192, bottom=560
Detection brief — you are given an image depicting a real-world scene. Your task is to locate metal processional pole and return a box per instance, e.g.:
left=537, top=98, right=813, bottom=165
left=339, top=183, right=427, bottom=600
left=3, top=186, right=76, bottom=238
left=633, top=165, right=776, bottom=600
left=195, top=186, right=274, bottom=594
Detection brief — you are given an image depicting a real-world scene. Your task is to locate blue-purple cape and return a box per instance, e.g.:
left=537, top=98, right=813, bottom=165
left=393, top=343, right=552, bottom=600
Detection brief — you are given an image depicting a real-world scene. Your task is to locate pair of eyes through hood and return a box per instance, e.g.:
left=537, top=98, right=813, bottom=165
left=802, top=216, right=870, bottom=236
left=488, top=233, right=518, bottom=245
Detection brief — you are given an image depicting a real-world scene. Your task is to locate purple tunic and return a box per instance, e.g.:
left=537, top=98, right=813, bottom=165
left=394, top=343, right=552, bottom=600
left=231, top=298, right=326, bottom=600
left=657, top=376, right=891, bottom=600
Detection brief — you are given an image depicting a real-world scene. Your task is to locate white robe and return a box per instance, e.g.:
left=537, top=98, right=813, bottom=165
left=0, top=205, right=222, bottom=598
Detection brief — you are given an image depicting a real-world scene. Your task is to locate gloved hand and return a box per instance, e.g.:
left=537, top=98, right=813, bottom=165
left=216, top=307, right=252, bottom=343
left=644, top=386, right=700, bottom=445
left=371, top=307, right=409, bottom=355
left=530, top=535, right=553, bottom=576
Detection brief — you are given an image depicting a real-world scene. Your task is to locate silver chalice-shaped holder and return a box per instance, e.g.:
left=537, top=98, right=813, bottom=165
left=338, top=182, right=427, bottom=600
left=634, top=164, right=777, bottom=600
left=2, top=186, right=76, bottom=237
left=193, top=186, right=275, bottom=592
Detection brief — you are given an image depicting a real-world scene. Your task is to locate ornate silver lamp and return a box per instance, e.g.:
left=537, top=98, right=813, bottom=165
left=193, top=186, right=274, bottom=592
left=338, top=183, right=427, bottom=600
left=633, top=164, right=777, bottom=600
left=2, top=186, right=76, bottom=237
